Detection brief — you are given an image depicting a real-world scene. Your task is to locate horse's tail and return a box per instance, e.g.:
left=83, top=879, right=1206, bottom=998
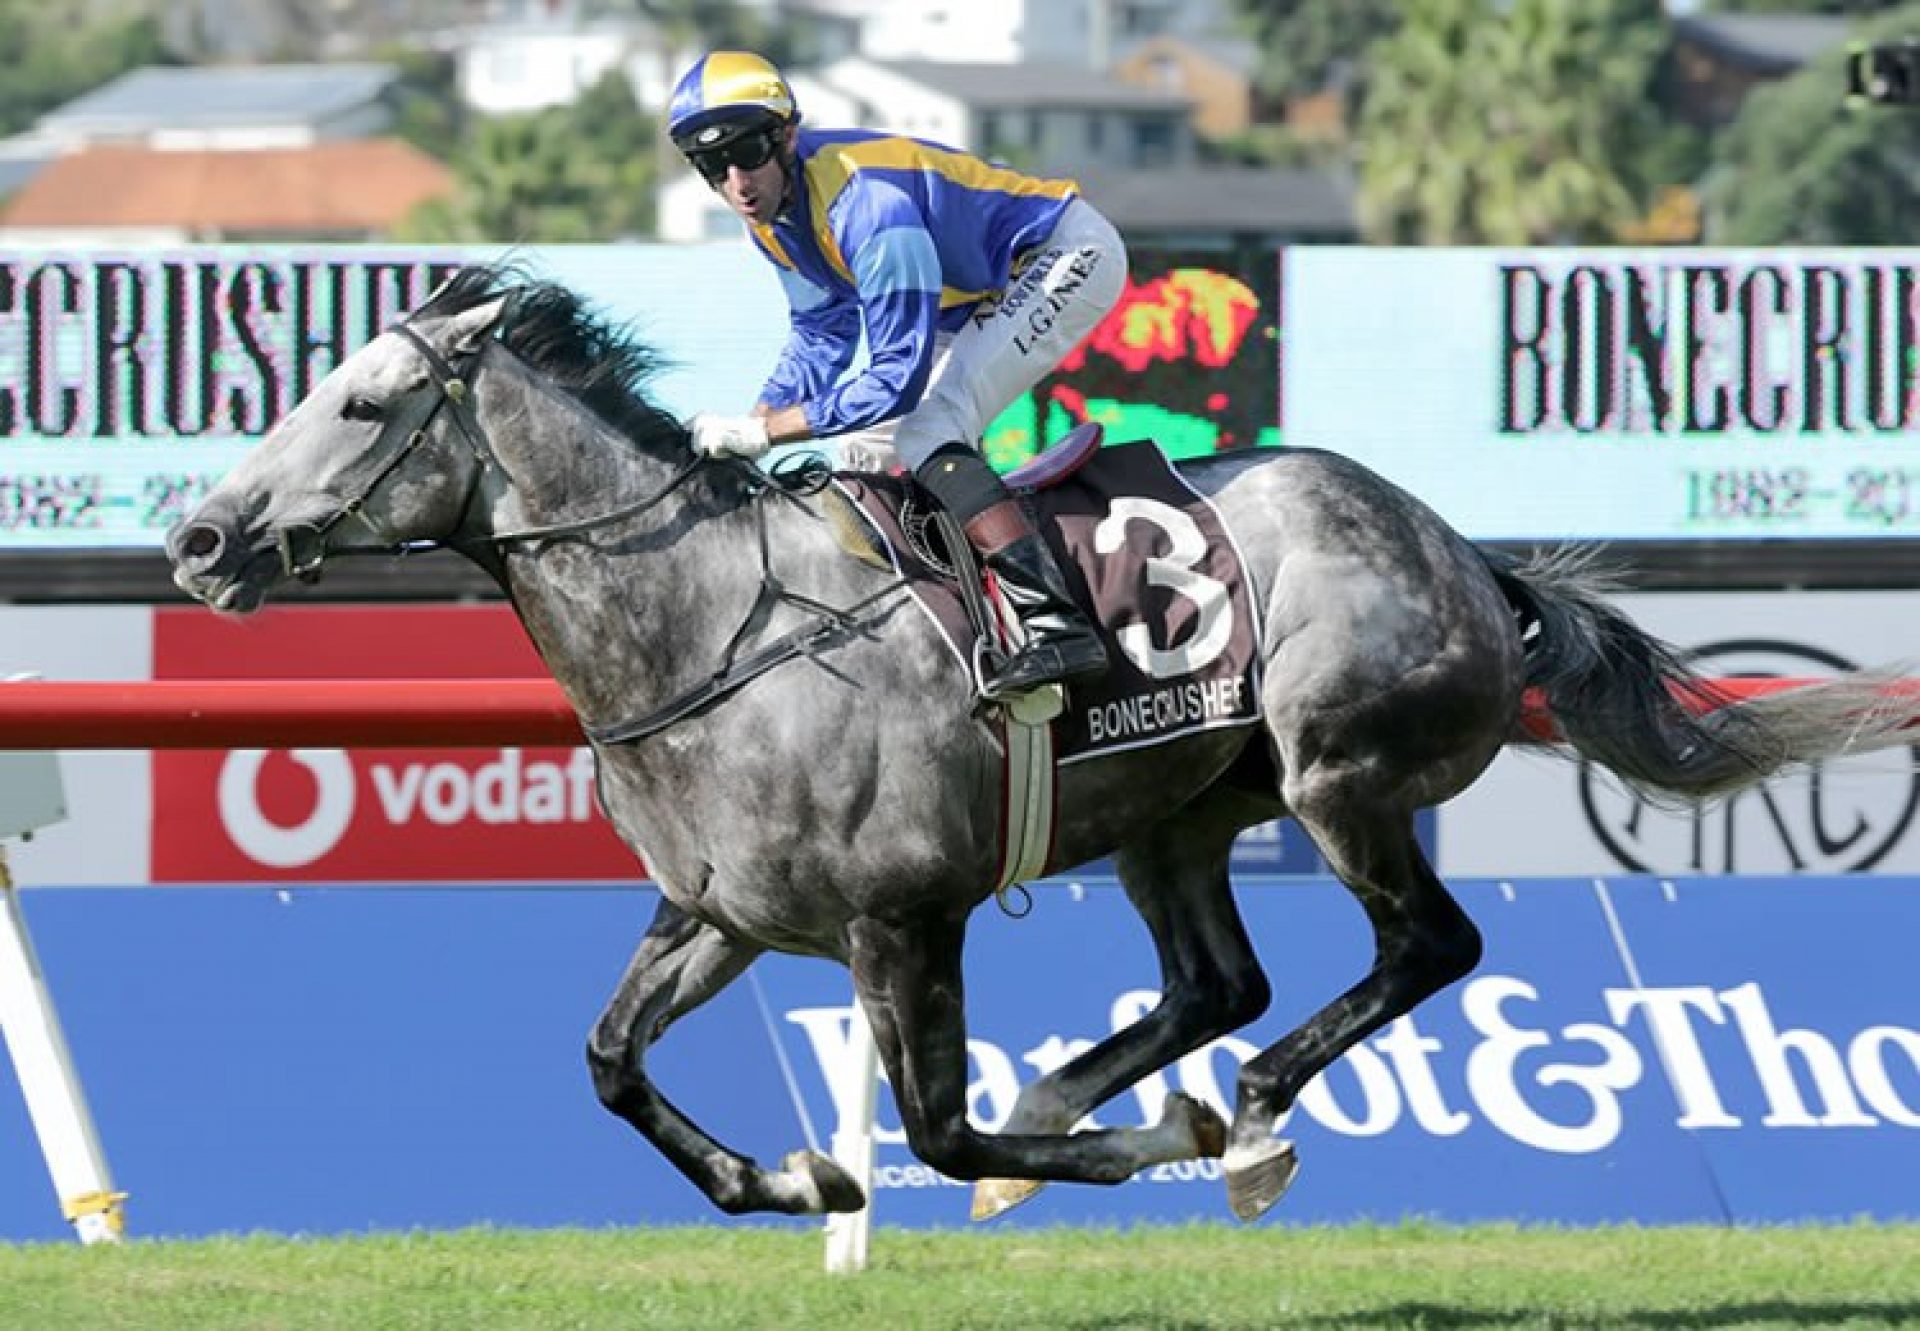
left=1484, top=547, right=1918, bottom=801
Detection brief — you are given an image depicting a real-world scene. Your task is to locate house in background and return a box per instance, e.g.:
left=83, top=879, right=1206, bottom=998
left=1667, top=11, right=1850, bottom=126
left=1111, top=34, right=1267, bottom=141
left=779, top=0, right=871, bottom=64
left=822, top=57, right=1195, bottom=170
left=451, top=6, right=675, bottom=114
left=0, top=138, right=56, bottom=205
left=655, top=56, right=1197, bottom=242
left=31, top=63, right=402, bottom=153
left=853, top=0, right=1235, bottom=68
left=0, top=61, right=448, bottom=242
left=0, top=140, right=454, bottom=244
left=1072, top=165, right=1355, bottom=250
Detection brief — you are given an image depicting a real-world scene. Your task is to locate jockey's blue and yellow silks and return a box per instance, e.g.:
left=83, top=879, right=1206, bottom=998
left=749, top=127, right=1079, bottom=437
left=667, top=51, right=796, bottom=140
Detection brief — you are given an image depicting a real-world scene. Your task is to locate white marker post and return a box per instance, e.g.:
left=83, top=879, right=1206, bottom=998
left=0, top=749, right=126, bottom=1243
left=822, top=1005, right=881, bottom=1274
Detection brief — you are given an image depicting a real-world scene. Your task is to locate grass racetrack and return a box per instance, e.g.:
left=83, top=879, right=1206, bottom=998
left=1, top=1222, right=1917, bottom=1330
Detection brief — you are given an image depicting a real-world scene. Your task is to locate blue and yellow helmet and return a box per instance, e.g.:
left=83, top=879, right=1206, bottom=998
left=667, top=52, right=799, bottom=148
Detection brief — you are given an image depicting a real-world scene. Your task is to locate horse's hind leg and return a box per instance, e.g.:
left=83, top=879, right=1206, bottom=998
left=588, top=896, right=864, bottom=1216
left=847, top=910, right=1226, bottom=1190
left=973, top=788, right=1273, bottom=1219
left=1224, top=790, right=1482, bottom=1222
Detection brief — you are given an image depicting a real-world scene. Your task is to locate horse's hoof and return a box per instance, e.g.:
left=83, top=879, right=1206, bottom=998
left=971, top=1176, right=1045, bottom=1222
left=1164, top=1092, right=1230, bottom=1157
left=781, top=1150, right=867, bottom=1214
left=1223, top=1139, right=1299, bottom=1222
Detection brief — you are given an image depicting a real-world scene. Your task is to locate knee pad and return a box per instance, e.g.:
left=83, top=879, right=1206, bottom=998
left=913, top=444, right=1008, bottom=525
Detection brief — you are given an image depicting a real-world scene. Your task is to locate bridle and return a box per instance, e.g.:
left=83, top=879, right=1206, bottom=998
left=274, top=293, right=905, bottom=745
left=275, top=298, right=710, bottom=580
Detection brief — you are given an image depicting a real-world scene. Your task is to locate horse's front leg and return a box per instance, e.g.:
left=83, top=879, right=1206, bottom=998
left=846, top=911, right=1226, bottom=1190
left=589, top=896, right=866, bottom=1215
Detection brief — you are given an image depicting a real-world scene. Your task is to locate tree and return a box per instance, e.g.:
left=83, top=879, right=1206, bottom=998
left=1232, top=0, right=1401, bottom=105
left=399, top=71, right=657, bottom=243
left=0, top=0, right=168, bottom=138
left=1703, top=3, right=1920, bottom=242
left=1356, top=0, right=1674, bottom=244
left=1699, top=0, right=1905, bottom=12
left=378, top=43, right=467, bottom=165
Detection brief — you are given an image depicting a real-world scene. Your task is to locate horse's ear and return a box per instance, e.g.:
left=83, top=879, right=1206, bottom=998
left=442, top=294, right=515, bottom=356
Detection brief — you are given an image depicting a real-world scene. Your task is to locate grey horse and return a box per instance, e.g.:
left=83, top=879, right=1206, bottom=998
left=167, top=269, right=1920, bottom=1222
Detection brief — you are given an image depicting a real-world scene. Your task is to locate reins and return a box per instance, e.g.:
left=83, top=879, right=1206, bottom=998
left=284, top=302, right=908, bottom=745
left=583, top=455, right=908, bottom=745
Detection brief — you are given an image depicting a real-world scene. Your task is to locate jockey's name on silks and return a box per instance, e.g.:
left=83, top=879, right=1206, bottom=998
left=748, top=128, right=1079, bottom=439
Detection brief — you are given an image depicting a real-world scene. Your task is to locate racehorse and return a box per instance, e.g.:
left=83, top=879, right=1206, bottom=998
left=166, top=267, right=1920, bottom=1222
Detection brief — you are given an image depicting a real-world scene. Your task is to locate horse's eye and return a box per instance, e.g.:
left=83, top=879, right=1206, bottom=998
left=342, top=395, right=384, bottom=423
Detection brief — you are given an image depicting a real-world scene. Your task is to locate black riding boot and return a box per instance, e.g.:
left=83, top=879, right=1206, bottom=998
left=976, top=516, right=1110, bottom=696
left=917, top=442, right=1109, bottom=697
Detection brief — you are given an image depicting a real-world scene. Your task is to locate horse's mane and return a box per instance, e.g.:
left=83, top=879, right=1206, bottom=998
left=420, top=263, right=686, bottom=450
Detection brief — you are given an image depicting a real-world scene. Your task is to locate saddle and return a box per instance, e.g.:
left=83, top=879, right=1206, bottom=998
left=830, top=428, right=1262, bottom=763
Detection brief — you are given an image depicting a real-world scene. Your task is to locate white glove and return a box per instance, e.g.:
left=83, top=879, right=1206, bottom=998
left=689, top=413, right=772, bottom=461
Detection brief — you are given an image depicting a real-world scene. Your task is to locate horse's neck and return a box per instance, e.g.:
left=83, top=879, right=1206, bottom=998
left=472, top=370, right=814, bottom=730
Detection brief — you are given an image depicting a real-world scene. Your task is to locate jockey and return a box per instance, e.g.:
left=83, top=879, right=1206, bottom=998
left=668, top=50, right=1125, bottom=699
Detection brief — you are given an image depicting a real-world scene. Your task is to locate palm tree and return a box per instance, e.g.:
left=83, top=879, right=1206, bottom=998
left=1358, top=0, right=1667, bottom=244
left=1354, top=0, right=1484, bottom=243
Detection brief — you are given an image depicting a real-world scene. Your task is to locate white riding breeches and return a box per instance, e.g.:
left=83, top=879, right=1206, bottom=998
left=826, top=197, right=1128, bottom=474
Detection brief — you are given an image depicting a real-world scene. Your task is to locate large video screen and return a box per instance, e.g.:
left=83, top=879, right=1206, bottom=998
left=0, top=244, right=786, bottom=549
left=984, top=247, right=1279, bottom=470
left=1283, top=248, right=1920, bottom=540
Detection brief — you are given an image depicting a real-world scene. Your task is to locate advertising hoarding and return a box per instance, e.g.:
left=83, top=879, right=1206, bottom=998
left=1283, top=248, right=1920, bottom=540
left=0, top=875, right=1912, bottom=1239
left=1440, top=590, right=1920, bottom=877
left=149, top=604, right=638, bottom=883
left=8, top=589, right=1920, bottom=885
left=0, top=244, right=788, bottom=550
left=0, top=243, right=1278, bottom=551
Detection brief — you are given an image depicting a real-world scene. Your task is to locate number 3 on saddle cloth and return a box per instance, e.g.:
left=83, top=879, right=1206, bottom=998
left=829, top=427, right=1266, bottom=884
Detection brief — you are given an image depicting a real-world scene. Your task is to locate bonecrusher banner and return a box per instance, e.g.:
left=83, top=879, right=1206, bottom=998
left=1282, top=247, right=1920, bottom=540
left=0, top=254, right=465, bottom=441
left=0, top=249, right=468, bottom=544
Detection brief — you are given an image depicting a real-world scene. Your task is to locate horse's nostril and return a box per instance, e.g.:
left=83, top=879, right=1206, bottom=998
left=178, top=524, right=224, bottom=565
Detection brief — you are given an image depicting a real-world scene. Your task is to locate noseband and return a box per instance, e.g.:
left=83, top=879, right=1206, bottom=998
left=274, top=315, right=499, bottom=580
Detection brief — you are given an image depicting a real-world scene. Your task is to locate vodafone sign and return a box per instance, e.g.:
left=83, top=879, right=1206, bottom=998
left=151, top=606, right=640, bottom=883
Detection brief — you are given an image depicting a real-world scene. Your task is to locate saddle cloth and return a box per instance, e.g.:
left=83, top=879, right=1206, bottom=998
left=833, top=439, right=1264, bottom=763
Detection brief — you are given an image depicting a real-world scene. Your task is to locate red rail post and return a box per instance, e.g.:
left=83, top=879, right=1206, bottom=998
left=1, top=676, right=1915, bottom=750
left=0, top=680, right=581, bottom=749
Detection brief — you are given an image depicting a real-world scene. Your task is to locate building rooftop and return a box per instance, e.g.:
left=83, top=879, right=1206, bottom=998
left=37, top=62, right=399, bottom=133
left=0, top=133, right=58, bottom=200
left=1074, top=165, right=1354, bottom=238
left=878, top=59, right=1191, bottom=111
left=0, top=139, right=453, bottom=234
left=1672, top=13, right=1852, bottom=73
left=1117, top=33, right=1262, bottom=77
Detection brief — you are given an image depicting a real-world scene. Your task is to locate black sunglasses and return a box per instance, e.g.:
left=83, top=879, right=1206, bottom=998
left=688, top=130, right=781, bottom=185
